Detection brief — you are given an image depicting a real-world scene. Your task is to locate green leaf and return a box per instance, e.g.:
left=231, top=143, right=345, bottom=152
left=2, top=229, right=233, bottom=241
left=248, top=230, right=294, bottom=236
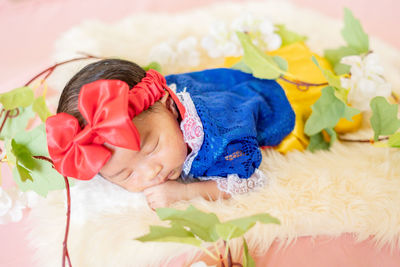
left=304, top=86, right=360, bottom=136
left=32, top=96, right=52, bottom=122
left=307, top=132, right=330, bottom=152
left=388, top=132, right=400, bottom=148
left=231, top=60, right=252, bottom=74
left=325, top=128, right=338, bottom=146
left=272, top=56, right=288, bottom=72
left=224, top=213, right=280, bottom=233
left=11, top=124, right=72, bottom=197
left=0, top=106, right=35, bottom=140
left=156, top=205, right=221, bottom=242
left=324, top=46, right=358, bottom=75
left=311, top=56, right=348, bottom=102
left=142, top=61, right=162, bottom=73
left=236, top=31, right=286, bottom=79
left=0, top=86, right=34, bottom=110
left=11, top=139, right=36, bottom=170
left=275, top=24, right=307, bottom=46
left=333, top=63, right=351, bottom=76
left=215, top=223, right=245, bottom=241
left=5, top=139, right=16, bottom=165
left=242, top=238, right=256, bottom=267
left=370, top=96, right=400, bottom=141
left=216, top=213, right=280, bottom=240
left=16, top=164, right=33, bottom=182
left=341, top=8, right=369, bottom=53
left=136, top=223, right=201, bottom=247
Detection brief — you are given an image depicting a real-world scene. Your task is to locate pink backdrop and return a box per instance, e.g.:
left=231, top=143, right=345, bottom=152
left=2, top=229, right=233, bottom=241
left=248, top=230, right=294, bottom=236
left=1, top=0, right=399, bottom=266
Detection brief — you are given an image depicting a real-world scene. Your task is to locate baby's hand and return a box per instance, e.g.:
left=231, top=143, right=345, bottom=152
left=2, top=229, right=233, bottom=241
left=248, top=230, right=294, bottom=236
left=143, top=180, right=188, bottom=210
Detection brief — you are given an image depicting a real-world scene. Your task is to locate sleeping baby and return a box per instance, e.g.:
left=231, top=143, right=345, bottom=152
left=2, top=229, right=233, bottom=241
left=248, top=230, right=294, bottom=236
left=46, top=59, right=295, bottom=209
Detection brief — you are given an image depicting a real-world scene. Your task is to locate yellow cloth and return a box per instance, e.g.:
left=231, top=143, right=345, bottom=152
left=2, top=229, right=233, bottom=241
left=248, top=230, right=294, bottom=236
left=223, top=42, right=332, bottom=153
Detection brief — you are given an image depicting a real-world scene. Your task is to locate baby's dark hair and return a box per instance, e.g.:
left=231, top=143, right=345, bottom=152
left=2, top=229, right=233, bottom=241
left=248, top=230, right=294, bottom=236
left=57, top=59, right=146, bottom=126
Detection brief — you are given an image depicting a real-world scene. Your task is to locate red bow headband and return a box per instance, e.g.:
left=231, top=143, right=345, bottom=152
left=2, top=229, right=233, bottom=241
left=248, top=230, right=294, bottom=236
left=46, top=69, right=185, bottom=180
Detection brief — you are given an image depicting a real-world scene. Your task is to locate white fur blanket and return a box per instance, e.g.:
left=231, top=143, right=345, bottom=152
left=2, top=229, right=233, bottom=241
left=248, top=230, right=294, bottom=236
left=28, top=1, right=400, bottom=266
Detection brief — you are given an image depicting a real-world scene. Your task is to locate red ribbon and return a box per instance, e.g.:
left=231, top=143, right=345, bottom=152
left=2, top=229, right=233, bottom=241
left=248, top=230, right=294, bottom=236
left=46, top=69, right=185, bottom=180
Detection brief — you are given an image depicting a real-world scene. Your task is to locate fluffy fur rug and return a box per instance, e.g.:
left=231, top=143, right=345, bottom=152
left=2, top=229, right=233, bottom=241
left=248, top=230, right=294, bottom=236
left=27, top=1, right=400, bottom=266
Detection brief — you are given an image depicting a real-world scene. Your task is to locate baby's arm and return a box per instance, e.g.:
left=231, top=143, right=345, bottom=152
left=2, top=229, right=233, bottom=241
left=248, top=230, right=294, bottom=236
left=143, top=180, right=231, bottom=210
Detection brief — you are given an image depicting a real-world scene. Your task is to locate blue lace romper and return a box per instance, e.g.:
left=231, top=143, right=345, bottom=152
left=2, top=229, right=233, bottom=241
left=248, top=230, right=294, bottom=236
left=165, top=68, right=295, bottom=194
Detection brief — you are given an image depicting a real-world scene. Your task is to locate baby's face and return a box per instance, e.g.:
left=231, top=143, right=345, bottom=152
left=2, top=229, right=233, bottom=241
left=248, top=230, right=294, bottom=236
left=99, top=93, right=187, bottom=192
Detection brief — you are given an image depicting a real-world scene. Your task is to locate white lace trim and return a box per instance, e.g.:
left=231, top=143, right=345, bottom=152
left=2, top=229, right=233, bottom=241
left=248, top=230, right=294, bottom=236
left=197, top=168, right=267, bottom=195
left=168, top=83, right=204, bottom=178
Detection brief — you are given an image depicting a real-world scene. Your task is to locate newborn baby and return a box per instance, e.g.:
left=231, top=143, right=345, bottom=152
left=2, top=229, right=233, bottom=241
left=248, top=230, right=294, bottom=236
left=46, top=59, right=295, bottom=209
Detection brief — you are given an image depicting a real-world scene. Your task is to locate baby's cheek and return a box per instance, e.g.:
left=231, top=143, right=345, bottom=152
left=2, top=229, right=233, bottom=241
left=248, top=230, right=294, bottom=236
left=177, top=141, right=188, bottom=163
left=167, top=136, right=187, bottom=162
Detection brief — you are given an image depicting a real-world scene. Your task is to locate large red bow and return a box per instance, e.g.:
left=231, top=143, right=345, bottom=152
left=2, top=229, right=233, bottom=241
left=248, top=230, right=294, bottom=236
left=46, top=69, right=185, bottom=180
left=46, top=80, right=140, bottom=180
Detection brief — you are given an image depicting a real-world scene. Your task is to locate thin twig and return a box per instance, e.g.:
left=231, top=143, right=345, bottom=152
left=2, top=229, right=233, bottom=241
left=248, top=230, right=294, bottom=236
left=0, top=110, right=11, bottom=134
left=279, top=76, right=328, bottom=92
left=62, top=175, right=72, bottom=267
left=24, top=54, right=103, bottom=87
left=32, top=155, right=53, bottom=163
left=33, top=155, right=72, bottom=267
left=220, top=254, right=225, bottom=267
left=339, top=136, right=389, bottom=143
left=0, top=108, right=18, bottom=136
left=226, top=241, right=233, bottom=267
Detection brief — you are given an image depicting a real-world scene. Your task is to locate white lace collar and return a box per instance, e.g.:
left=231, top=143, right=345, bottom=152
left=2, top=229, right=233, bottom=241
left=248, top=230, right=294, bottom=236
left=168, top=83, right=204, bottom=178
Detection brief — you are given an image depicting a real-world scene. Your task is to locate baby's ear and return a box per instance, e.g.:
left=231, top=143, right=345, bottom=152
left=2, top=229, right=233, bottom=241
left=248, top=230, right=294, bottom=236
left=160, top=92, right=179, bottom=119
left=159, top=91, right=169, bottom=104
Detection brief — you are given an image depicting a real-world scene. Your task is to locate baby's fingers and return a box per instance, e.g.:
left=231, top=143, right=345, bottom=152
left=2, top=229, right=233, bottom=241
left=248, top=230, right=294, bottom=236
left=144, top=193, right=168, bottom=210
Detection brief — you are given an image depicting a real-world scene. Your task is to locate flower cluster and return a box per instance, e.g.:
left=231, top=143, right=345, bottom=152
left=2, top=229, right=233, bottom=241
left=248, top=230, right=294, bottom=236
left=148, top=36, right=200, bottom=69
left=201, top=13, right=281, bottom=58
left=0, top=187, right=38, bottom=224
left=340, top=53, right=391, bottom=111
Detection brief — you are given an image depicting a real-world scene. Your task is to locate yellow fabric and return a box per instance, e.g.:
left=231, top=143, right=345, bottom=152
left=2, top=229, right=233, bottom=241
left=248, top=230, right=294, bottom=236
left=224, top=42, right=334, bottom=153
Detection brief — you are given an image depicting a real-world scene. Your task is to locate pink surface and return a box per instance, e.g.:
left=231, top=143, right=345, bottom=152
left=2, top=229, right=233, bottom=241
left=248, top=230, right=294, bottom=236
left=1, top=0, right=400, bottom=266
left=258, top=234, right=400, bottom=267
left=167, top=234, right=400, bottom=266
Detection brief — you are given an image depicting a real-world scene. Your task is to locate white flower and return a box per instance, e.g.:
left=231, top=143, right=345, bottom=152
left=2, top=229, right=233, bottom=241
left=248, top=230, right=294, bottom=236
left=23, top=190, right=40, bottom=208
left=148, top=37, right=200, bottom=68
left=201, top=21, right=241, bottom=58
left=340, top=53, right=391, bottom=111
left=0, top=187, right=25, bottom=224
left=176, top=37, right=200, bottom=67
left=0, top=187, right=12, bottom=217
left=148, top=42, right=177, bottom=66
left=263, top=33, right=282, bottom=51
left=0, top=187, right=39, bottom=224
left=201, top=13, right=281, bottom=58
left=259, top=20, right=275, bottom=35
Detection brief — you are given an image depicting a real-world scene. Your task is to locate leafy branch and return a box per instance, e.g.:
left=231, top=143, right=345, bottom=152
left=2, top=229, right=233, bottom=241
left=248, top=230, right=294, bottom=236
left=324, top=8, right=370, bottom=75
left=233, top=31, right=329, bottom=93
left=135, top=205, right=280, bottom=266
